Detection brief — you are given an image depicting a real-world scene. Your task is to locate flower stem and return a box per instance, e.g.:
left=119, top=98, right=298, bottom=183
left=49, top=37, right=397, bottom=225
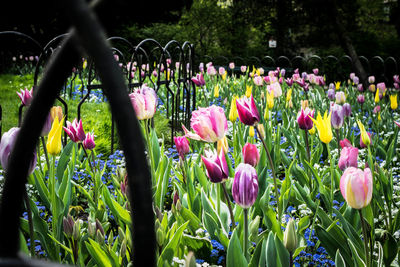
left=358, top=209, right=370, bottom=267
left=326, top=143, right=334, bottom=213
left=289, top=251, right=293, bottom=267
left=244, top=208, right=249, bottom=261
left=335, top=128, right=341, bottom=153
left=222, top=183, right=235, bottom=228
left=41, top=136, right=50, bottom=171
left=216, top=183, right=221, bottom=216
left=255, top=125, right=280, bottom=222
left=82, top=146, right=94, bottom=173
left=304, top=129, right=311, bottom=190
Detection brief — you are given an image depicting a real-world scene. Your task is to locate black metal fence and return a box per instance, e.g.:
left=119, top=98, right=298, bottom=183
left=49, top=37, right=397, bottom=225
left=199, top=55, right=399, bottom=84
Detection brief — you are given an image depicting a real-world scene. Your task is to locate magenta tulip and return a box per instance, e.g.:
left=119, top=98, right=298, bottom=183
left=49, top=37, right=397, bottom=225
left=340, top=139, right=352, bottom=148
left=83, top=133, right=95, bottom=150
left=192, top=73, right=205, bottom=87
left=236, top=95, right=260, bottom=126
left=232, top=163, right=259, bottom=209
left=17, top=88, right=33, bottom=106
left=174, top=136, right=190, bottom=160
left=183, top=105, right=227, bottom=142
left=338, top=146, right=359, bottom=171
left=357, top=94, right=365, bottom=104
left=242, top=143, right=260, bottom=167
left=201, top=149, right=229, bottom=183
left=297, top=107, right=314, bottom=130
left=0, top=127, right=37, bottom=175
left=64, top=119, right=86, bottom=143
left=340, top=167, right=372, bottom=209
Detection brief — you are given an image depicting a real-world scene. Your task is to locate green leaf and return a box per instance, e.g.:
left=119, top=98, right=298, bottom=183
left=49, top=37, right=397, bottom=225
left=298, top=216, right=310, bottom=234
left=19, top=231, right=29, bottom=255
left=265, top=232, right=277, bottom=267
left=157, top=221, right=189, bottom=266
left=181, top=234, right=212, bottom=251
left=180, top=206, right=201, bottom=232
left=381, top=232, right=397, bottom=266
left=85, top=238, right=112, bottom=267
left=102, top=187, right=131, bottom=225
left=335, top=249, right=346, bottom=267
left=348, top=239, right=365, bottom=266
left=274, top=234, right=290, bottom=267
left=194, top=165, right=209, bottom=194
left=226, top=228, right=248, bottom=267
left=56, top=141, right=74, bottom=185
left=151, top=128, right=161, bottom=169
left=33, top=171, right=50, bottom=210
left=249, top=238, right=264, bottom=267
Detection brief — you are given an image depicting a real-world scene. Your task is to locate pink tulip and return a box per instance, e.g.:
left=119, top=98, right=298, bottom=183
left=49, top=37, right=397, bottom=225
left=285, top=78, right=293, bottom=86
left=338, top=146, right=358, bottom=171
left=232, top=163, right=259, bottom=209
left=17, top=88, right=33, bottom=106
left=183, top=105, right=227, bottom=142
left=63, top=119, right=86, bottom=142
left=297, top=107, right=314, bottom=130
left=242, top=143, right=260, bottom=167
left=240, top=66, right=247, bottom=73
left=340, top=167, right=372, bottom=209
left=236, top=95, right=260, bottom=126
left=253, top=75, right=263, bottom=86
left=350, top=73, right=355, bottom=80
left=201, top=149, right=229, bottom=183
left=313, top=68, right=319, bottom=75
left=191, top=73, right=205, bottom=87
left=0, top=127, right=37, bottom=175
left=219, top=67, right=226, bottom=76
left=394, top=75, right=400, bottom=83
left=267, top=82, right=282, bottom=97
left=207, top=65, right=217, bottom=76
left=129, top=85, right=158, bottom=120
left=229, top=62, right=235, bottom=69
left=340, top=139, right=352, bottom=148
left=174, top=136, right=190, bottom=160
left=83, top=133, right=95, bottom=150
left=368, top=76, right=375, bottom=84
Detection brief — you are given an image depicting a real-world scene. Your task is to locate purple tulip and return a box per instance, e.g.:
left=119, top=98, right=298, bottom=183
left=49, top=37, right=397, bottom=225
left=174, top=136, right=190, bottom=160
left=357, top=84, right=364, bottom=92
left=242, top=143, right=260, bottom=167
left=327, top=89, right=335, bottom=100
left=232, top=163, right=259, bottom=209
left=280, top=69, right=286, bottom=77
left=83, top=133, right=95, bottom=150
left=297, top=107, right=314, bottom=130
left=199, top=62, right=204, bottom=73
left=285, top=78, right=293, bottom=87
left=301, top=72, right=308, bottom=79
left=191, top=73, right=205, bottom=87
left=0, top=127, right=37, bottom=175
left=329, top=83, right=335, bottom=90
left=63, top=119, right=86, bottom=143
left=394, top=75, right=400, bottom=83
left=343, top=103, right=351, bottom=117
left=338, top=146, right=358, bottom=171
left=236, top=95, right=260, bottom=126
left=352, top=76, right=359, bottom=85
left=357, top=94, right=365, bottom=104
left=201, top=149, right=229, bottom=183
left=331, top=103, right=344, bottom=129
left=296, top=78, right=306, bottom=88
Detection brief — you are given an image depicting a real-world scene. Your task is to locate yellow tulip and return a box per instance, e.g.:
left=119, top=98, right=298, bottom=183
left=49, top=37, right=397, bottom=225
left=310, top=111, right=332, bottom=144
left=46, top=116, right=64, bottom=155
left=286, top=88, right=292, bottom=103
left=217, top=136, right=229, bottom=154
left=229, top=95, right=239, bottom=122
left=301, top=100, right=309, bottom=109
left=390, top=94, right=398, bottom=110
left=335, top=82, right=341, bottom=90
left=378, top=112, right=381, bottom=121
left=267, top=90, right=274, bottom=109
left=222, top=72, right=227, bottom=81
left=375, top=88, right=380, bottom=103
left=245, top=85, right=252, bottom=98
left=249, top=126, right=255, bottom=137
left=257, top=124, right=265, bottom=139
left=214, top=84, right=219, bottom=98
left=357, top=120, right=370, bottom=147
left=82, top=59, right=87, bottom=69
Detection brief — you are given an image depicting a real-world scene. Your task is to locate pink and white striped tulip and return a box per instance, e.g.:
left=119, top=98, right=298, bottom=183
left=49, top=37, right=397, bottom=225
left=17, top=88, right=33, bottom=106
left=183, top=105, right=227, bottom=143
left=64, top=119, right=86, bottom=143
left=340, top=167, right=372, bottom=209
left=201, top=149, right=229, bottom=183
left=129, top=85, right=158, bottom=120
left=232, top=163, right=259, bottom=209
left=83, top=133, right=96, bottom=150
left=236, top=95, right=260, bottom=126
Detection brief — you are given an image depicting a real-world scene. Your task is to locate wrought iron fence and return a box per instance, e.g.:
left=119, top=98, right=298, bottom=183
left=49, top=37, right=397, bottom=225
left=0, top=0, right=154, bottom=266
left=198, top=55, right=399, bottom=84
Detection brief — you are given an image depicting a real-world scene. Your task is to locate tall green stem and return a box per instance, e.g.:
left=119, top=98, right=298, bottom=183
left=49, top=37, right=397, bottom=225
left=255, top=125, right=280, bottom=222
left=358, top=209, right=370, bottom=267
left=304, top=129, right=311, bottom=190
left=243, top=208, right=249, bottom=261
left=222, top=183, right=235, bottom=228
left=326, top=143, right=334, bottom=212
left=144, top=119, right=155, bottom=183
left=216, top=183, right=221, bottom=215
left=335, top=129, right=341, bottom=153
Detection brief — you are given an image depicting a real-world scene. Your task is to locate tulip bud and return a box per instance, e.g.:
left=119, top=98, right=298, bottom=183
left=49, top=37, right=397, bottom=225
left=242, top=143, right=260, bottom=167
left=283, top=218, right=298, bottom=253
left=357, top=120, right=371, bottom=147
left=63, top=215, right=74, bottom=238
left=232, top=163, right=258, bottom=209
left=118, top=227, right=126, bottom=243
left=249, top=215, right=260, bottom=237
left=185, top=251, right=197, bottom=267
left=73, top=219, right=82, bottom=241
left=249, top=126, right=255, bottom=137
left=120, top=239, right=127, bottom=258
left=257, top=124, right=265, bottom=140
left=340, top=167, right=372, bottom=209
left=156, top=228, right=165, bottom=247
left=96, top=229, right=105, bottom=244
